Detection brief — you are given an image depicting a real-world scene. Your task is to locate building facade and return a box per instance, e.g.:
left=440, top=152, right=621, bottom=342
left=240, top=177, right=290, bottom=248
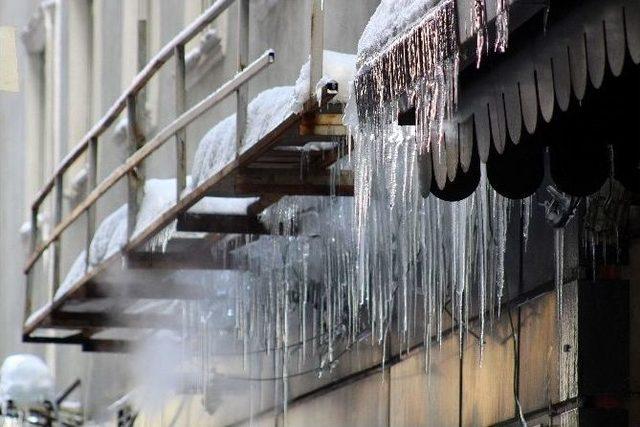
left=0, top=0, right=639, bottom=426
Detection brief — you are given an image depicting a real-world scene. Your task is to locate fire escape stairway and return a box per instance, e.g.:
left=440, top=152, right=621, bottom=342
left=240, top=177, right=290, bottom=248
left=22, top=0, right=346, bottom=352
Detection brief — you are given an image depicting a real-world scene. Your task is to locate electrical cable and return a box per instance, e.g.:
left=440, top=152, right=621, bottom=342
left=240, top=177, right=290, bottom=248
left=507, top=306, right=528, bottom=426
left=201, top=330, right=330, bottom=357
left=212, top=345, right=352, bottom=382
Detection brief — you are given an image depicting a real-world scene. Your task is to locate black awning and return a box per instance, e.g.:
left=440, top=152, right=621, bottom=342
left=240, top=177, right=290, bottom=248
left=406, top=0, right=640, bottom=199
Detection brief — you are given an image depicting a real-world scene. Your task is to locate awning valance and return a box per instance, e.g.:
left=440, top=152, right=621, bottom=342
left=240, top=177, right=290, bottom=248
left=358, top=0, right=640, bottom=200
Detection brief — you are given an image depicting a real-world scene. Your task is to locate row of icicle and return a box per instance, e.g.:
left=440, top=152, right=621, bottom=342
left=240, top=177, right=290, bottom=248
left=176, top=0, right=526, bottom=420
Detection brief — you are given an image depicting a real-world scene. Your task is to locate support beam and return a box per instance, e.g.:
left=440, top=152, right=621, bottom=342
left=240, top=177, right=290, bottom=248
left=82, top=339, right=134, bottom=353
left=125, top=250, right=240, bottom=270
left=85, top=279, right=226, bottom=300
left=24, top=334, right=134, bottom=353
left=48, top=312, right=178, bottom=330
left=177, top=213, right=268, bottom=234
left=206, top=169, right=354, bottom=197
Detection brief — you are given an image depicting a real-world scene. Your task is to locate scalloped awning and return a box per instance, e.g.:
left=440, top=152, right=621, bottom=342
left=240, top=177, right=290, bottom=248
left=411, top=0, right=640, bottom=200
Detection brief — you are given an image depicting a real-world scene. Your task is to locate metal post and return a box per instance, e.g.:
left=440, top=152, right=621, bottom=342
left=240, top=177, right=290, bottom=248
left=52, top=174, right=63, bottom=297
left=24, top=206, right=39, bottom=322
left=236, top=0, right=249, bottom=155
left=128, top=3, right=148, bottom=239
left=85, top=137, right=98, bottom=270
left=309, top=0, right=324, bottom=101
left=175, top=44, right=187, bottom=201
left=126, top=95, right=143, bottom=239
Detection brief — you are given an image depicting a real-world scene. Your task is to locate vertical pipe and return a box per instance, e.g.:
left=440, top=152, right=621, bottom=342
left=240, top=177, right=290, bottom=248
left=85, top=136, right=98, bottom=270
left=52, top=174, right=63, bottom=297
left=175, top=44, right=187, bottom=201
left=138, top=0, right=148, bottom=72
left=309, top=0, right=324, bottom=101
left=126, top=95, right=142, bottom=239
left=236, top=0, right=249, bottom=155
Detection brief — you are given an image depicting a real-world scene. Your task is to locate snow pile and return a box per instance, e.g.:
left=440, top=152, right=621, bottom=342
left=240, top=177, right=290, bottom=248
left=190, top=50, right=356, bottom=188
left=0, top=355, right=54, bottom=406
left=189, top=196, right=258, bottom=215
left=357, top=0, right=440, bottom=60
left=90, top=205, right=128, bottom=266
left=53, top=178, right=259, bottom=302
left=54, top=205, right=128, bottom=301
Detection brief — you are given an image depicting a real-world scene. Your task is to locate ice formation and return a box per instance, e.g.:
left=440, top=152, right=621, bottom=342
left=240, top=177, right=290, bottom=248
left=473, top=0, right=488, bottom=67
left=45, top=1, right=527, bottom=419
left=358, top=0, right=442, bottom=57
left=494, top=0, right=510, bottom=53
left=175, top=0, right=519, bottom=417
left=354, top=0, right=459, bottom=153
left=0, top=355, right=54, bottom=408
left=583, top=178, right=629, bottom=279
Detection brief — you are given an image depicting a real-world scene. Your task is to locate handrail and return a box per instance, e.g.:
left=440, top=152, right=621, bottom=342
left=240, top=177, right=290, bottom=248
left=24, top=49, right=275, bottom=273
left=31, top=0, right=236, bottom=212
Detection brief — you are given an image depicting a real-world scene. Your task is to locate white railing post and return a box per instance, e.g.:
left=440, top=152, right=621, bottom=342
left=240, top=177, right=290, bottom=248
left=309, top=0, right=324, bottom=101
left=175, top=44, right=187, bottom=201
left=52, top=174, right=63, bottom=297
left=85, top=136, right=98, bottom=270
left=24, top=206, right=38, bottom=322
left=236, top=0, right=250, bottom=156
left=127, top=95, right=144, bottom=239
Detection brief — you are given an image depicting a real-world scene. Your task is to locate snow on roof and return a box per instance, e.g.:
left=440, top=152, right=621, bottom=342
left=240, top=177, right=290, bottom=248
left=0, top=354, right=54, bottom=406
left=191, top=50, right=356, bottom=188
left=357, top=0, right=440, bottom=60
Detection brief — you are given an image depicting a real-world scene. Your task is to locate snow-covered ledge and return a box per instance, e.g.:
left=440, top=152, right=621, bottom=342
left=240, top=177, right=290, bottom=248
left=21, top=5, right=46, bottom=53
left=185, top=28, right=224, bottom=90
left=112, top=106, right=154, bottom=144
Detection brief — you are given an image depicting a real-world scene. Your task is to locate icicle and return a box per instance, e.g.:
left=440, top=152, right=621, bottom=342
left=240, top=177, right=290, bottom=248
left=494, top=0, right=510, bottom=53
left=144, top=220, right=177, bottom=252
left=522, top=196, right=532, bottom=251
left=473, top=0, right=488, bottom=67
left=170, top=0, right=526, bottom=403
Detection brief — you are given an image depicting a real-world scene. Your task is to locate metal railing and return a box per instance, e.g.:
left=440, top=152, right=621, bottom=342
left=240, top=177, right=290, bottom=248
left=25, top=0, right=324, bottom=332
left=23, top=0, right=326, bottom=328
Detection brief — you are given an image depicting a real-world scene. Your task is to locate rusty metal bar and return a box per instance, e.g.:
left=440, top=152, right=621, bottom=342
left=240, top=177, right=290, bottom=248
left=236, top=0, right=249, bottom=155
left=52, top=174, right=63, bottom=297
left=24, top=206, right=38, bottom=323
left=126, top=95, right=143, bottom=239
left=175, top=44, right=187, bottom=201
left=309, top=0, right=324, bottom=100
left=85, top=137, right=98, bottom=270
left=24, top=49, right=276, bottom=273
